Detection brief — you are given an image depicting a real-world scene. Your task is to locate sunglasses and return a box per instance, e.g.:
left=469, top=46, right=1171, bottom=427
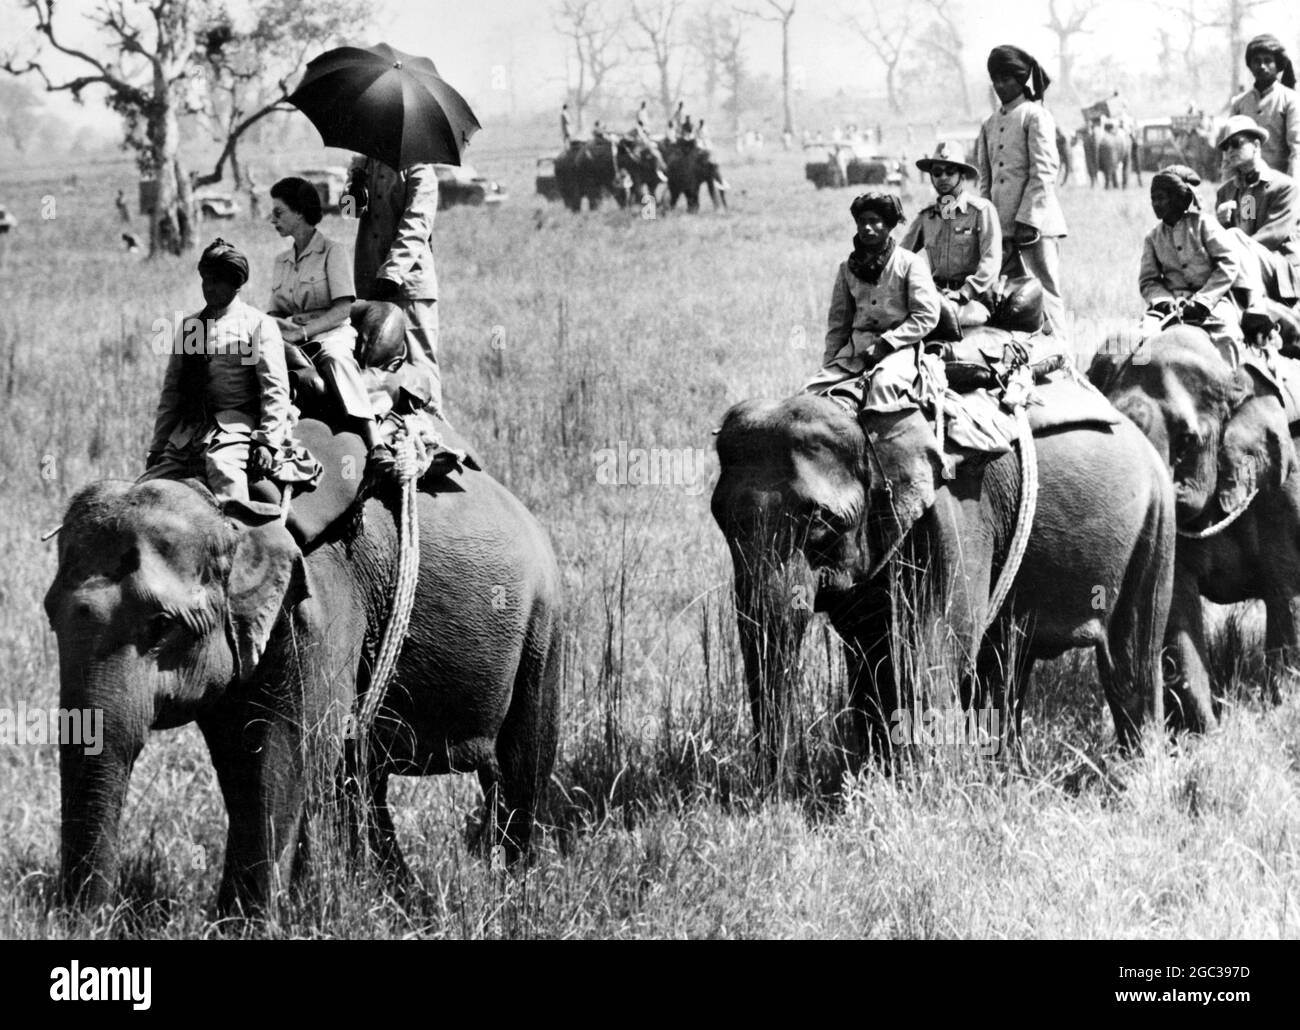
left=1224, top=136, right=1256, bottom=151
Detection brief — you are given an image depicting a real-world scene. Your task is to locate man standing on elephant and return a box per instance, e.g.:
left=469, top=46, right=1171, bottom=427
left=901, top=141, right=1001, bottom=329
left=976, top=45, right=1069, bottom=338
left=350, top=156, right=443, bottom=413
left=1230, top=35, right=1299, bottom=177
left=1215, top=114, right=1300, bottom=311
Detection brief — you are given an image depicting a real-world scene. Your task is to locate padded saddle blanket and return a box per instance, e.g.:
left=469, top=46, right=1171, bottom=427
left=936, top=371, right=1124, bottom=457
left=1240, top=350, right=1300, bottom=423
left=251, top=412, right=480, bottom=549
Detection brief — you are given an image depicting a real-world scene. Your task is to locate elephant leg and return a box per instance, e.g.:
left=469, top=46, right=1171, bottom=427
left=490, top=622, right=562, bottom=863
left=202, top=705, right=312, bottom=917
left=1262, top=595, right=1300, bottom=704
left=1163, top=573, right=1216, bottom=732
left=843, top=606, right=897, bottom=769
left=364, top=770, right=415, bottom=890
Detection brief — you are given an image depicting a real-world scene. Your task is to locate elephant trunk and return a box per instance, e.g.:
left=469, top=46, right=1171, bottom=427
left=731, top=539, right=816, bottom=779
left=59, top=651, right=149, bottom=909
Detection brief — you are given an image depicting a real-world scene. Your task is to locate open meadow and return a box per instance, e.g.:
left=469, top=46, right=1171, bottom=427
left=2, top=144, right=1299, bottom=938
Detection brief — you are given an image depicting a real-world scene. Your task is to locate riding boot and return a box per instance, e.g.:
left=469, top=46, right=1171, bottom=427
left=859, top=408, right=943, bottom=543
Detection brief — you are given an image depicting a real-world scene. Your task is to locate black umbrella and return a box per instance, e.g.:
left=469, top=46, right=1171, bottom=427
left=288, top=43, right=481, bottom=169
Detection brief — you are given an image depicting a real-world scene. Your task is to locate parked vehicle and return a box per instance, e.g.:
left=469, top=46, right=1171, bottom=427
left=804, top=142, right=902, bottom=189
left=295, top=166, right=350, bottom=214
left=535, top=157, right=560, bottom=201
left=1136, top=115, right=1221, bottom=180
left=433, top=164, right=507, bottom=209
left=194, top=187, right=240, bottom=220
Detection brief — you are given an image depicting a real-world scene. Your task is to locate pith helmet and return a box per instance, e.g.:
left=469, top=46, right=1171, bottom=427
left=1217, top=114, right=1269, bottom=150
left=915, top=140, right=978, bottom=177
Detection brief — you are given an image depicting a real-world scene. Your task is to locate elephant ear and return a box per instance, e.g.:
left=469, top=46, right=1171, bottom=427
left=225, top=521, right=309, bottom=682
left=1218, top=395, right=1295, bottom=514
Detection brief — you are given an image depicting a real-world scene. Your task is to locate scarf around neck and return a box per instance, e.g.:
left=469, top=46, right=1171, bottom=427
left=847, top=235, right=895, bottom=285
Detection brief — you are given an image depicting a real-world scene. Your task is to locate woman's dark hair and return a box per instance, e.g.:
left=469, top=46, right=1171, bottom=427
left=270, top=176, right=323, bottom=225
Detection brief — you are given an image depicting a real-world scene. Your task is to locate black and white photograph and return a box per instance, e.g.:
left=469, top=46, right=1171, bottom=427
left=0, top=0, right=1296, bottom=965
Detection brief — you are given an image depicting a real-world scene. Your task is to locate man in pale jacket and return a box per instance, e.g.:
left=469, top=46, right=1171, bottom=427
left=976, top=45, right=1069, bottom=338
left=350, top=157, right=443, bottom=411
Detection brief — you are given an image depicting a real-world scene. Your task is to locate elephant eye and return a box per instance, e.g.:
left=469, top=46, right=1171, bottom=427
left=144, top=611, right=181, bottom=650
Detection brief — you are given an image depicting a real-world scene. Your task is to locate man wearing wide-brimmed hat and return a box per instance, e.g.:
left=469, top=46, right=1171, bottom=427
left=901, top=141, right=1001, bottom=329
left=1230, top=34, right=1299, bottom=176
left=1214, top=114, right=1300, bottom=306
left=975, top=45, right=1068, bottom=337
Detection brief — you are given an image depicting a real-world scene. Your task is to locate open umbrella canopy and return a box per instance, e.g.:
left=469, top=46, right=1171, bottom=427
left=288, top=43, right=481, bottom=169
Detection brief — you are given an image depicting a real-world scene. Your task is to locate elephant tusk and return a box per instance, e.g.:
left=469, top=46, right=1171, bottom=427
left=1176, top=487, right=1259, bottom=539
left=40, top=524, right=63, bottom=542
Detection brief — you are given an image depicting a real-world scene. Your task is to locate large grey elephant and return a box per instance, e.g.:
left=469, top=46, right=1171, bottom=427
left=711, top=394, right=1173, bottom=770
left=1091, top=327, right=1300, bottom=729
left=553, top=135, right=665, bottom=212
left=45, top=432, right=562, bottom=913
left=661, top=138, right=727, bottom=212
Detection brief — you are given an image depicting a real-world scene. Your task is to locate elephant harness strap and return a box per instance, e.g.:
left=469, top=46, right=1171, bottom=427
left=354, top=426, right=421, bottom=770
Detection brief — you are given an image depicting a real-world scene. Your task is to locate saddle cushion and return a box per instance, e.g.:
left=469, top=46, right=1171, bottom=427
left=1026, top=375, right=1124, bottom=433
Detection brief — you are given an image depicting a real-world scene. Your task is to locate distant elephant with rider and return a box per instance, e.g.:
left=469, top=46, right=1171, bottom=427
left=660, top=138, right=728, bottom=212
left=554, top=135, right=666, bottom=212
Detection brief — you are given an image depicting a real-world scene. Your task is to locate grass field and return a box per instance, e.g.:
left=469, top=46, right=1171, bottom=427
left=2, top=144, right=1298, bottom=939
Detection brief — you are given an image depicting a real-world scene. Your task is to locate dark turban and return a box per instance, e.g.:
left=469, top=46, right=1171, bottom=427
left=1151, top=165, right=1201, bottom=211
left=197, top=237, right=249, bottom=286
left=987, top=45, right=1051, bottom=102
left=849, top=191, right=904, bottom=228
left=1245, top=34, right=1296, bottom=89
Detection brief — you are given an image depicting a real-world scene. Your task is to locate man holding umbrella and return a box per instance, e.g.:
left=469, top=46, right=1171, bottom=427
left=350, top=156, right=443, bottom=412
left=289, top=43, right=482, bottom=416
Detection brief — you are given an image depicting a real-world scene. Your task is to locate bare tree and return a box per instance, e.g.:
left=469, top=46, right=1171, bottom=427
left=690, top=8, right=747, bottom=135
left=555, top=0, right=624, bottom=132
left=1200, top=0, right=1275, bottom=104
left=737, top=0, right=796, bottom=135
left=192, top=0, right=369, bottom=189
left=845, top=0, right=913, bottom=116
left=628, top=0, right=686, bottom=121
left=917, top=0, right=971, bottom=117
left=4, top=0, right=202, bottom=256
left=1045, top=0, right=1099, bottom=105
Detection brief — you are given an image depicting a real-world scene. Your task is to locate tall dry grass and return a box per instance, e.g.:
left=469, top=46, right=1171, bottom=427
left=1, top=146, right=1298, bottom=938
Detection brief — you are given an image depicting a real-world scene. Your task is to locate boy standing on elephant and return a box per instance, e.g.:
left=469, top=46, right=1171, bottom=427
left=975, top=45, right=1068, bottom=337
left=1230, top=35, right=1299, bottom=177
left=1140, top=166, right=1249, bottom=365
left=142, top=239, right=292, bottom=517
left=901, top=141, right=1001, bottom=329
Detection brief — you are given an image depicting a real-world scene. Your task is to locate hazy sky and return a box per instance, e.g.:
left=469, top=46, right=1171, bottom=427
left=6, top=0, right=1300, bottom=130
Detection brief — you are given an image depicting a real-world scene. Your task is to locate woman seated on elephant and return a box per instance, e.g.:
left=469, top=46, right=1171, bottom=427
left=804, top=192, right=944, bottom=532
left=1140, top=165, right=1253, bottom=365
left=267, top=176, right=393, bottom=473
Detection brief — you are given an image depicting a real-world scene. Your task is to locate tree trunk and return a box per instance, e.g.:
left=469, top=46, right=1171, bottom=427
left=147, top=93, right=195, bottom=257
left=780, top=21, right=794, bottom=134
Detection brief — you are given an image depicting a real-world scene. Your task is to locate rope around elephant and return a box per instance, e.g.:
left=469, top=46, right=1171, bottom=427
left=1175, top=486, right=1259, bottom=539
left=355, top=427, right=421, bottom=772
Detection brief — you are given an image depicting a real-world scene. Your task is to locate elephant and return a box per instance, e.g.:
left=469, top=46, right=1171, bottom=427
left=1096, top=124, right=1142, bottom=190
left=45, top=433, right=562, bottom=914
left=710, top=393, right=1173, bottom=771
left=553, top=135, right=665, bottom=212
left=661, top=138, right=727, bottom=212
left=1090, top=326, right=1300, bottom=729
